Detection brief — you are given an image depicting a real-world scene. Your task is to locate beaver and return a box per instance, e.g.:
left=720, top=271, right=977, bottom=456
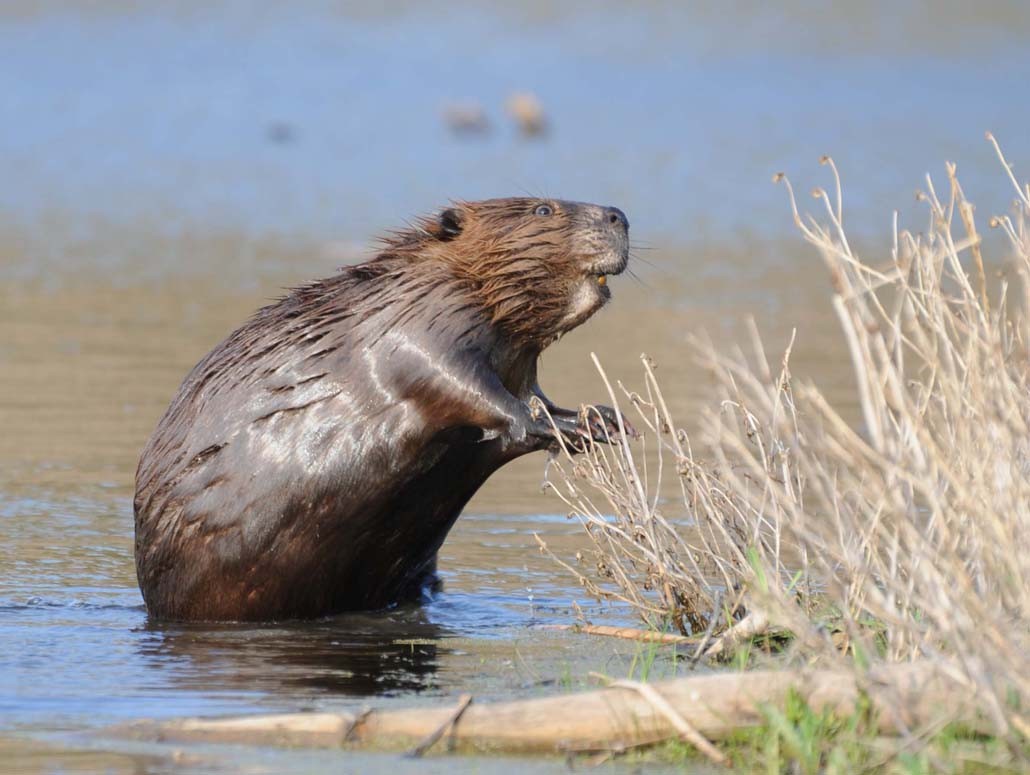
left=134, top=198, right=631, bottom=622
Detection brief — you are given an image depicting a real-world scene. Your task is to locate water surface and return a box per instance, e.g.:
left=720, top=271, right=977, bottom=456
left=2, top=2, right=1028, bottom=771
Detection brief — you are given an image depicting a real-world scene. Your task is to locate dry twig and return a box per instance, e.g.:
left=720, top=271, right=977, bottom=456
left=543, top=139, right=1030, bottom=753
left=405, top=694, right=473, bottom=758
left=607, top=679, right=728, bottom=766
left=541, top=623, right=698, bottom=645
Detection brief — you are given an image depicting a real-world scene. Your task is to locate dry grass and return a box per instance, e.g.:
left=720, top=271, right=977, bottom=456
left=540, top=136, right=1030, bottom=748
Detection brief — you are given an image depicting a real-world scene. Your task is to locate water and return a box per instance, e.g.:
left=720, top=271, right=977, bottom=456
left=1, top=2, right=1028, bottom=771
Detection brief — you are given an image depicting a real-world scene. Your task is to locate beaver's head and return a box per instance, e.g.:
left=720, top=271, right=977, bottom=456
left=385, top=198, right=629, bottom=350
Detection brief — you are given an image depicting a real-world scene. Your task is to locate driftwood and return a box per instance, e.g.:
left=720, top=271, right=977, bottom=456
left=112, top=661, right=979, bottom=756
left=541, top=623, right=699, bottom=645
left=545, top=613, right=781, bottom=661
left=701, top=611, right=773, bottom=659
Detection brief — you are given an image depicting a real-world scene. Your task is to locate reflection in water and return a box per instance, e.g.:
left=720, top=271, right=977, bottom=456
left=137, top=607, right=448, bottom=697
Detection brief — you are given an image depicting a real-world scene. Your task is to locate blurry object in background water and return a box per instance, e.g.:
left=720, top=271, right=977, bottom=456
left=442, top=102, right=491, bottom=136
left=265, top=121, right=297, bottom=145
left=506, top=91, right=547, bottom=138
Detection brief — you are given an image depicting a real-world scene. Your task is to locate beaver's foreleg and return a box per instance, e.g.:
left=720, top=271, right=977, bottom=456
left=529, top=384, right=638, bottom=442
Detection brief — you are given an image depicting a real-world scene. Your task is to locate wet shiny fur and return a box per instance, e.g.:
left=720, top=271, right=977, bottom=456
left=134, top=198, right=629, bottom=621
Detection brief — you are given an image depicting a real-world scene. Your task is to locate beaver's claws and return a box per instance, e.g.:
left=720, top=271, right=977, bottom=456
left=581, top=404, right=639, bottom=443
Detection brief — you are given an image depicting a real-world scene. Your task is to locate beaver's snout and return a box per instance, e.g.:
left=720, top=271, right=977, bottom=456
left=604, top=205, right=629, bottom=232
left=578, top=203, right=629, bottom=278
left=583, top=203, right=629, bottom=236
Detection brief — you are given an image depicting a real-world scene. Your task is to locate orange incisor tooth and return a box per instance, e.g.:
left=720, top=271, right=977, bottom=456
left=597, top=275, right=607, bottom=286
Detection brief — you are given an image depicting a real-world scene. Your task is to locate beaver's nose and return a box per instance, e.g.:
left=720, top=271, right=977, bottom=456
left=604, top=206, right=629, bottom=232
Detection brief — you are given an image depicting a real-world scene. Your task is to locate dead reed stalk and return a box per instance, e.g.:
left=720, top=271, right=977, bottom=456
left=542, top=136, right=1030, bottom=746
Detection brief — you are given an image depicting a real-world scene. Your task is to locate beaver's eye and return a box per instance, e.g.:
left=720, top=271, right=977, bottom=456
left=534, top=204, right=553, bottom=217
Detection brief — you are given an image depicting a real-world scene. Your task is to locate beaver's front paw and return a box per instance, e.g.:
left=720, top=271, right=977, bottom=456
left=581, top=404, right=639, bottom=443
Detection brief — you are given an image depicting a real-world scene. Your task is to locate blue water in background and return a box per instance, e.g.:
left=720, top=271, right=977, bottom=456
left=2, top=0, right=1028, bottom=260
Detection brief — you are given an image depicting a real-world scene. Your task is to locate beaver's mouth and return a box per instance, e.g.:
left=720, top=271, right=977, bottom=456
left=588, top=251, right=628, bottom=298
left=592, top=272, right=611, bottom=293
left=588, top=249, right=628, bottom=275
left=590, top=270, right=619, bottom=300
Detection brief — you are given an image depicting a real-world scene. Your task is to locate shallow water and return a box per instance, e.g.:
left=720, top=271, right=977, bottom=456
left=1, top=1, right=1028, bottom=771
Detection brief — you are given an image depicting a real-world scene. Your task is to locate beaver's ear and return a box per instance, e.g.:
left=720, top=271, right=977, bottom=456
left=437, top=208, right=464, bottom=240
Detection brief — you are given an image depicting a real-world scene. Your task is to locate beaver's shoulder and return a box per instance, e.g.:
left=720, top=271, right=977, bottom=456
left=135, top=258, right=496, bottom=504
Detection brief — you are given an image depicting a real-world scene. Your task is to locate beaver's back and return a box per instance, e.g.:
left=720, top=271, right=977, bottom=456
left=133, top=260, right=500, bottom=620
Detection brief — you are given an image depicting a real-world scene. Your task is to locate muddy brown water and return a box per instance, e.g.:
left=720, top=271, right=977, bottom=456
left=0, top=236, right=855, bottom=773
left=2, top=1, right=1028, bottom=772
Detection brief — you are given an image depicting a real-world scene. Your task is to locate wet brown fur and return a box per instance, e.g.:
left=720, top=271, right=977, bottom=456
left=381, top=198, right=617, bottom=348
left=134, top=197, right=629, bottom=621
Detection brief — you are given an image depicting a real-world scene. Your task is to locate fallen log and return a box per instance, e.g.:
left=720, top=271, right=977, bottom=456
left=111, top=661, right=978, bottom=756
left=539, top=623, right=700, bottom=645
